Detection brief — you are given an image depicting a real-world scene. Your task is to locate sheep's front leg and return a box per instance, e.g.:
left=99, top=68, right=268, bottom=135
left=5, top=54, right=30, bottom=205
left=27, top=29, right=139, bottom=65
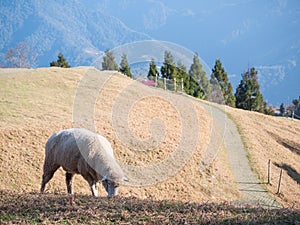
left=85, top=176, right=98, bottom=197
left=66, top=172, right=75, bottom=194
left=81, top=173, right=99, bottom=197
left=90, top=182, right=98, bottom=197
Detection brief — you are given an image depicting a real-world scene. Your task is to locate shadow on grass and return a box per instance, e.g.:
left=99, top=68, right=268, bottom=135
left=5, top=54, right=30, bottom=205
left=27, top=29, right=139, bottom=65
left=0, top=191, right=299, bottom=224
left=274, top=162, right=300, bottom=185
left=268, top=131, right=300, bottom=156
left=282, top=141, right=300, bottom=156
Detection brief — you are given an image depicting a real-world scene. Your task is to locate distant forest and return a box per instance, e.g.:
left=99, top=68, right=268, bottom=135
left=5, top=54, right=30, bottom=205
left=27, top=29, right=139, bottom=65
left=101, top=49, right=300, bottom=119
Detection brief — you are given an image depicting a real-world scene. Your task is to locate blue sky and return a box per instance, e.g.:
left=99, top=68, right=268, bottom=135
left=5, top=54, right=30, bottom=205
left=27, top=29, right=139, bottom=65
left=98, top=0, right=300, bottom=105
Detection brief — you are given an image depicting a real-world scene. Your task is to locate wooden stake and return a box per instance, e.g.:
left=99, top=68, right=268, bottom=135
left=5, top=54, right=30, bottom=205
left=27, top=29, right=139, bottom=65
left=268, top=159, right=271, bottom=184
left=277, top=169, right=283, bottom=194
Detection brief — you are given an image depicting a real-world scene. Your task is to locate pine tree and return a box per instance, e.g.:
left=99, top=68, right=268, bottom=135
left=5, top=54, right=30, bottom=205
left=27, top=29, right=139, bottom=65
left=235, top=67, right=264, bottom=111
left=50, top=52, right=70, bottom=68
left=226, top=83, right=236, bottom=107
left=177, top=60, right=188, bottom=92
left=292, top=97, right=300, bottom=119
left=160, top=51, right=177, bottom=79
left=102, top=49, right=118, bottom=70
left=177, top=60, right=187, bottom=80
left=262, top=101, right=274, bottom=115
left=280, top=103, right=285, bottom=116
left=189, top=53, right=210, bottom=99
left=210, top=59, right=235, bottom=107
left=147, top=58, right=159, bottom=81
left=119, top=53, right=132, bottom=78
left=176, top=60, right=203, bottom=98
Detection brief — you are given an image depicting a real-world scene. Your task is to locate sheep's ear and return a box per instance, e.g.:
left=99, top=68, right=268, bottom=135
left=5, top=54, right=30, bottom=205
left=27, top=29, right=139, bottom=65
left=102, top=176, right=107, bottom=182
left=122, top=176, right=129, bottom=182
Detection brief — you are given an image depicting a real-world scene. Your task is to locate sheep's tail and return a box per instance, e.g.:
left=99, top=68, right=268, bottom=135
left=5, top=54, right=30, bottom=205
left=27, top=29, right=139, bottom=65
left=45, top=131, right=62, bottom=153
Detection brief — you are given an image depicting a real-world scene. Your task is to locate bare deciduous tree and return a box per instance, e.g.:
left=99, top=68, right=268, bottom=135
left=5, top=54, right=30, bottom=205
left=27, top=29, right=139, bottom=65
left=5, top=42, right=36, bottom=68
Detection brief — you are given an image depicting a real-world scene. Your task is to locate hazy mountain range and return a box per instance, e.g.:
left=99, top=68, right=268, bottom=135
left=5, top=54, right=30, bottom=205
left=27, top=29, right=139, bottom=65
left=0, top=0, right=150, bottom=67
left=1, top=0, right=299, bottom=105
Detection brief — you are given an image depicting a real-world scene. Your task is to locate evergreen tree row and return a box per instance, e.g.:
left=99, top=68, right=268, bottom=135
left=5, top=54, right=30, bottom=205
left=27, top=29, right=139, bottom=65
left=235, top=67, right=274, bottom=115
left=147, top=51, right=210, bottom=99
left=100, top=49, right=275, bottom=116
left=279, top=97, right=300, bottom=119
left=102, top=50, right=132, bottom=78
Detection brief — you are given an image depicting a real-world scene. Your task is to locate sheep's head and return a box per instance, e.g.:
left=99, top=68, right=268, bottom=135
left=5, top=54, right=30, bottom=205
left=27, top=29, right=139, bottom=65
left=101, top=176, right=128, bottom=197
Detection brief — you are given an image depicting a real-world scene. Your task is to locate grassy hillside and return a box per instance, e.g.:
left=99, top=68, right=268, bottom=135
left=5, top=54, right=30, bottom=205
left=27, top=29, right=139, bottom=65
left=0, top=67, right=88, bottom=193
left=0, top=67, right=238, bottom=202
left=226, top=106, right=300, bottom=208
left=0, top=67, right=299, bottom=223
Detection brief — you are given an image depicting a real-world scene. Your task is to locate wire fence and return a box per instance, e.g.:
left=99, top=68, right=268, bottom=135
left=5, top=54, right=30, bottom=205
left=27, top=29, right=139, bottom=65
left=267, top=160, right=300, bottom=202
left=235, top=159, right=290, bottom=208
left=139, top=76, right=300, bottom=121
left=140, top=76, right=185, bottom=93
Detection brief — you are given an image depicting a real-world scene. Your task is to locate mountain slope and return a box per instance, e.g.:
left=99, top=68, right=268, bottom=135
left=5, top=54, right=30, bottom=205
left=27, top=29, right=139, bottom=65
left=0, top=0, right=150, bottom=67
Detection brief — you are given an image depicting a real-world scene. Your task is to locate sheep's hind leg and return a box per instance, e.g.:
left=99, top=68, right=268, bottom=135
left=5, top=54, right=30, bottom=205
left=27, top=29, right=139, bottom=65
left=66, top=172, right=75, bottom=194
left=40, top=164, right=60, bottom=193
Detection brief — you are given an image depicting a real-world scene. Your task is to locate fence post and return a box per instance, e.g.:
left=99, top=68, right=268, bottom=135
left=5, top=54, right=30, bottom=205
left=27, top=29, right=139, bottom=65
left=155, top=74, right=158, bottom=87
left=181, top=78, right=184, bottom=92
left=164, top=78, right=166, bottom=90
left=268, top=159, right=271, bottom=184
left=174, top=78, right=176, bottom=92
left=276, top=169, right=283, bottom=194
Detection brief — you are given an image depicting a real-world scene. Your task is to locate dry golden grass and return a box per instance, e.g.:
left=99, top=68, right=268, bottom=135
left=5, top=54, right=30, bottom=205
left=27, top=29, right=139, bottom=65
left=0, top=67, right=299, bottom=209
left=0, top=67, right=90, bottom=194
left=0, top=67, right=238, bottom=204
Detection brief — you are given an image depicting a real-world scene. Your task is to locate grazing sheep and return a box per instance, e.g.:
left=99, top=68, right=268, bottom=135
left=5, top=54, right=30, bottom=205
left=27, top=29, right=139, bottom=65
left=40, top=128, right=127, bottom=197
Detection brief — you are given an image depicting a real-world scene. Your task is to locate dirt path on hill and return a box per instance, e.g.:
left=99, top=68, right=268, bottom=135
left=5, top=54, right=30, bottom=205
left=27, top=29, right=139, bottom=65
left=198, top=102, right=281, bottom=208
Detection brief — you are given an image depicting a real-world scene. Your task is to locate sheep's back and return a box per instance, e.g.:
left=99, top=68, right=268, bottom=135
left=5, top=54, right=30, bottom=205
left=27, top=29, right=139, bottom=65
left=70, top=128, right=125, bottom=182
left=45, top=128, right=125, bottom=182
left=45, top=129, right=82, bottom=172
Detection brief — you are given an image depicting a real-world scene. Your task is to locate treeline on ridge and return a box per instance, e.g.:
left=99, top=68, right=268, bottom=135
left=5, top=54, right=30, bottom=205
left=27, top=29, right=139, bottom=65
left=101, top=49, right=275, bottom=116
left=2, top=43, right=299, bottom=118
